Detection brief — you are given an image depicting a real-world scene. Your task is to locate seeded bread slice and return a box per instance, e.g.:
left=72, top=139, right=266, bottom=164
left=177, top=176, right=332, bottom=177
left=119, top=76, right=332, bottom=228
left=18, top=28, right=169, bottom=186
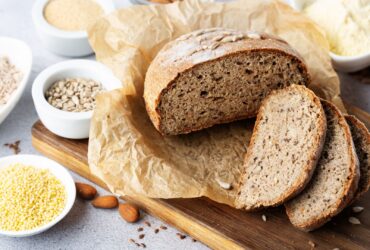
left=345, top=115, right=370, bottom=201
left=285, top=101, right=360, bottom=231
left=236, top=85, right=326, bottom=211
left=144, top=28, right=310, bottom=135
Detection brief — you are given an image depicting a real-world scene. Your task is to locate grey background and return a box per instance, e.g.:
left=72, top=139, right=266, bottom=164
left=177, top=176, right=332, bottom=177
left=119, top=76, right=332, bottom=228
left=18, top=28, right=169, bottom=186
left=0, top=0, right=369, bottom=249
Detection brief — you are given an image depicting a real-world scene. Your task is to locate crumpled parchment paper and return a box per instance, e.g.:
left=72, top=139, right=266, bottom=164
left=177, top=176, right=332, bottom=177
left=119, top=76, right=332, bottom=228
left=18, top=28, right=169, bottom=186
left=87, top=0, right=342, bottom=207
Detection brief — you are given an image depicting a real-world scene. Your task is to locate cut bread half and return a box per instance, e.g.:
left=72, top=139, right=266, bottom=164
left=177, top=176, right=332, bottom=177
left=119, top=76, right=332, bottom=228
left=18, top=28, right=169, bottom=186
left=236, top=85, right=326, bottom=211
left=285, top=100, right=360, bottom=231
left=345, top=115, right=370, bottom=201
left=144, top=28, right=310, bottom=135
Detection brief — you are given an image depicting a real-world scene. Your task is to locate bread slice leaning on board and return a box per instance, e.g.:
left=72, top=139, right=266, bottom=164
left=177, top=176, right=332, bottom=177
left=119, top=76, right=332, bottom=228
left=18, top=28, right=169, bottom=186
left=144, top=28, right=310, bottom=136
left=285, top=100, right=360, bottom=231
left=345, top=115, right=370, bottom=201
left=236, top=85, right=327, bottom=211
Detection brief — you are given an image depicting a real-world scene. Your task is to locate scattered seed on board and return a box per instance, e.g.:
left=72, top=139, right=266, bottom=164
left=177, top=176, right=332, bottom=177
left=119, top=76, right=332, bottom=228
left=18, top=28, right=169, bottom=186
left=349, top=217, right=361, bottom=225
left=144, top=221, right=151, bottom=227
left=154, top=228, right=159, bottom=234
left=141, top=243, right=146, bottom=248
left=262, top=214, right=267, bottom=222
left=308, top=240, right=316, bottom=248
left=160, top=225, right=167, bottom=230
left=176, top=233, right=186, bottom=240
left=352, top=206, right=364, bottom=213
left=137, top=227, right=144, bottom=232
left=128, top=238, right=135, bottom=243
left=4, top=140, right=21, bottom=154
left=139, top=234, right=145, bottom=239
left=192, top=239, right=197, bottom=242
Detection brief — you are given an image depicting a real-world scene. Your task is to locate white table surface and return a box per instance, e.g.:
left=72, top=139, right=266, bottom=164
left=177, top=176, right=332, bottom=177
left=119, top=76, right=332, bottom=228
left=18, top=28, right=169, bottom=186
left=0, top=0, right=369, bottom=250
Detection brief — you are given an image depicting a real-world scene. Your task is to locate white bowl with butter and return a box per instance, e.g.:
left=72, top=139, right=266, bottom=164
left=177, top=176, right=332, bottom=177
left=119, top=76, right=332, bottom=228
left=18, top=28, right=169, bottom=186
left=32, top=0, right=115, bottom=57
left=0, top=154, right=76, bottom=237
left=285, top=0, right=370, bottom=72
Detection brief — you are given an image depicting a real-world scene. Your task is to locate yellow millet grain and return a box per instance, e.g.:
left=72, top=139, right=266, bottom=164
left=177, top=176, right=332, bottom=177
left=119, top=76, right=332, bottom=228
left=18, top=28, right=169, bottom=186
left=0, top=164, right=66, bottom=231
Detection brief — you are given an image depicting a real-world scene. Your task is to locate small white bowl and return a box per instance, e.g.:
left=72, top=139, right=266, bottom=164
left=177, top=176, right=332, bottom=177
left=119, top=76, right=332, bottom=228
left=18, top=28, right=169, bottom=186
left=0, top=154, right=76, bottom=237
left=329, top=52, right=370, bottom=73
left=32, top=0, right=115, bottom=57
left=284, top=0, right=370, bottom=72
left=32, top=59, right=121, bottom=139
left=0, top=37, right=32, bottom=126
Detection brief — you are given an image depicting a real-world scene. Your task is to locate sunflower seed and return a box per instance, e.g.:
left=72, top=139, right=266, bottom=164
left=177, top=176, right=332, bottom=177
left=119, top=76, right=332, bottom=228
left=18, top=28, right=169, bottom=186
left=352, top=206, right=364, bottom=213
left=216, top=178, right=232, bottom=190
left=349, top=217, right=361, bottom=224
left=308, top=240, right=316, bottom=248
left=262, top=214, right=267, bottom=222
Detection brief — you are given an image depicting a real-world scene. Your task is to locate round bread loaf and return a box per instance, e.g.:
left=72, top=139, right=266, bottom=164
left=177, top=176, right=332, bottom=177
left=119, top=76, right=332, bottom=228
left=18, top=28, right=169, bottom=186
left=143, top=28, right=310, bottom=135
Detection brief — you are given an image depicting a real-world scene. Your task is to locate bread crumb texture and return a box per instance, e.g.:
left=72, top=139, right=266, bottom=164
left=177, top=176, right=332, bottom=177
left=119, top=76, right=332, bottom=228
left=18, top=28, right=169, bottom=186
left=286, top=101, right=358, bottom=231
left=0, top=164, right=66, bottom=231
left=237, top=85, right=325, bottom=210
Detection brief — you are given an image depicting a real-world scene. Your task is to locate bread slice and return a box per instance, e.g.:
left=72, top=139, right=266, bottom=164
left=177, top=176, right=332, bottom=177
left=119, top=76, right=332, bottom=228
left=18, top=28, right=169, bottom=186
left=144, top=28, right=310, bottom=135
left=236, top=85, right=326, bottom=211
left=285, top=100, right=360, bottom=231
left=345, top=115, right=370, bottom=201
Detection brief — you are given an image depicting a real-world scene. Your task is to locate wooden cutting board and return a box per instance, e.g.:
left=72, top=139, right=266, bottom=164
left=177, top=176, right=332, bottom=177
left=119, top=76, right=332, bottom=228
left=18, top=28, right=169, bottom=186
left=32, top=103, right=370, bottom=250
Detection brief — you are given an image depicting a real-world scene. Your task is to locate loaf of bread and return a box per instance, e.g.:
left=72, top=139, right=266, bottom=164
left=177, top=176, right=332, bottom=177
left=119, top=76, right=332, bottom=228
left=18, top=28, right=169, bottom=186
left=144, top=28, right=310, bottom=135
left=285, top=100, right=360, bottom=231
left=236, top=85, right=326, bottom=211
left=345, top=115, right=370, bottom=201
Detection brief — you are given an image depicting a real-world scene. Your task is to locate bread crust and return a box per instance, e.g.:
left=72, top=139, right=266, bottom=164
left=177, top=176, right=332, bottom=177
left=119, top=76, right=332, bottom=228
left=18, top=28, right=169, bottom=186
left=285, top=100, right=360, bottom=231
left=236, top=85, right=327, bottom=211
left=143, top=28, right=310, bottom=135
left=345, top=115, right=370, bottom=201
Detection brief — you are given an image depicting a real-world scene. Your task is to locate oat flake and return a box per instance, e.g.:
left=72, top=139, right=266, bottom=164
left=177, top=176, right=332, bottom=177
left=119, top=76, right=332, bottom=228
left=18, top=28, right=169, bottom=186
left=0, top=57, right=22, bottom=105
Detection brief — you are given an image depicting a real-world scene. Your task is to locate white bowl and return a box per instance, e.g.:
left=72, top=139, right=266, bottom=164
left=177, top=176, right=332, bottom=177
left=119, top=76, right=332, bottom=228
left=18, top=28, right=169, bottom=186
left=329, top=52, right=370, bottom=73
left=32, top=0, right=115, bottom=57
left=0, top=37, right=32, bottom=126
left=0, top=154, right=76, bottom=237
left=32, top=59, right=121, bottom=139
left=284, top=0, right=370, bottom=72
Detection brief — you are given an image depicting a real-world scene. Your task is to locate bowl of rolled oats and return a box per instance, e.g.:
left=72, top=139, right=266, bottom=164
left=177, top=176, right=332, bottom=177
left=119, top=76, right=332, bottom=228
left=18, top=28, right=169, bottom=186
left=0, top=37, right=32, bottom=126
left=32, top=59, right=121, bottom=139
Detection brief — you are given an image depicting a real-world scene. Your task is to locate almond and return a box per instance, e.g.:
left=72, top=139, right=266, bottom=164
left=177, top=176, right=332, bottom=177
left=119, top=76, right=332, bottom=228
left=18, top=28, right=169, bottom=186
left=75, top=182, right=97, bottom=200
left=119, top=203, right=140, bottom=223
left=92, top=196, right=118, bottom=209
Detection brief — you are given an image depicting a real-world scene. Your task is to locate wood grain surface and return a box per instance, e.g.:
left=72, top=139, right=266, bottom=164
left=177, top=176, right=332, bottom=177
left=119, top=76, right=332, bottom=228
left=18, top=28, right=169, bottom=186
left=32, top=103, right=370, bottom=249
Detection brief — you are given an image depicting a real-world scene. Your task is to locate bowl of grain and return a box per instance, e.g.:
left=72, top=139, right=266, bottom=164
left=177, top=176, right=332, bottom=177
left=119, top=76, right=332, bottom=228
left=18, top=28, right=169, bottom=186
left=0, top=37, right=32, bottom=126
left=32, top=0, right=115, bottom=57
left=32, top=59, right=121, bottom=139
left=0, top=154, right=76, bottom=237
